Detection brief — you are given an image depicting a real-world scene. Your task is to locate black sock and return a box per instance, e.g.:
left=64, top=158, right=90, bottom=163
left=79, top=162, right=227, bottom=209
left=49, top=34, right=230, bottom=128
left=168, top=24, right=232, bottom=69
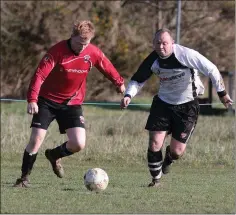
left=49, top=141, right=74, bottom=160
left=21, top=150, right=38, bottom=179
left=147, top=148, right=163, bottom=179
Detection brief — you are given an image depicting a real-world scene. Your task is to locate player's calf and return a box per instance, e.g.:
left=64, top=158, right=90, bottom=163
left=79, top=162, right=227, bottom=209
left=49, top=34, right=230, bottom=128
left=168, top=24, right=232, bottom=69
left=162, top=145, right=181, bottom=174
left=13, top=150, right=37, bottom=188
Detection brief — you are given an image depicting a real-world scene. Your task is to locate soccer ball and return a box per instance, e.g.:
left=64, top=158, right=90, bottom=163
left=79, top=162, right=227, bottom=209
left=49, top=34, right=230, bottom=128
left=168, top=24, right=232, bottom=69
left=84, top=168, right=109, bottom=192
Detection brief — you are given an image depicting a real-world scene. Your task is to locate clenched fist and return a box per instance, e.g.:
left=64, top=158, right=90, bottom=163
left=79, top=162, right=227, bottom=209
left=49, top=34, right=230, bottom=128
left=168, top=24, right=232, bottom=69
left=116, top=84, right=126, bottom=94
left=219, top=94, right=233, bottom=108
left=120, top=96, right=131, bottom=109
left=27, top=102, right=38, bottom=114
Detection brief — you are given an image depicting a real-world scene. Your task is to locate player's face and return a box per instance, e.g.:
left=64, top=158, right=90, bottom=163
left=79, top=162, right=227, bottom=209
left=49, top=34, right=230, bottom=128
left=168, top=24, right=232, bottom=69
left=71, top=35, right=91, bottom=53
left=153, top=32, right=174, bottom=57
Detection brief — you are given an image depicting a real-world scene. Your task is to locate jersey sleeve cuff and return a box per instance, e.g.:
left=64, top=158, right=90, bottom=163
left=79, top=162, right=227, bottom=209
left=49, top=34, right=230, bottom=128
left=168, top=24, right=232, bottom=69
left=124, top=94, right=131, bottom=99
left=217, top=90, right=226, bottom=98
left=115, top=77, right=124, bottom=87
left=27, top=99, right=38, bottom=103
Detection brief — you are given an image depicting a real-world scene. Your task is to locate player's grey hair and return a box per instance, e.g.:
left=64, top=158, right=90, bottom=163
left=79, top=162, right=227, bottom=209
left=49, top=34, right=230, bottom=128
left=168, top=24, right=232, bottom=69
left=154, top=28, right=174, bottom=41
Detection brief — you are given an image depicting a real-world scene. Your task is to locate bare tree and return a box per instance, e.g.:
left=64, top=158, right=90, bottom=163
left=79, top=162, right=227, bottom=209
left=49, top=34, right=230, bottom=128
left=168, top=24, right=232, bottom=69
left=1, top=1, right=234, bottom=100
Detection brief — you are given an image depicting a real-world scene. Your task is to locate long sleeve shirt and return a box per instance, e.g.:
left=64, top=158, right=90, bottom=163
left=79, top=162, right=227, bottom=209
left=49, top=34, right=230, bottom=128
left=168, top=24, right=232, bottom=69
left=27, top=39, right=124, bottom=105
left=125, top=44, right=225, bottom=105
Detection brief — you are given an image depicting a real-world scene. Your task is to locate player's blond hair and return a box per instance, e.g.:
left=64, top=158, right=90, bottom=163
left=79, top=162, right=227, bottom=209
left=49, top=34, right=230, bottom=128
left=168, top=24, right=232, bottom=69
left=72, top=20, right=95, bottom=41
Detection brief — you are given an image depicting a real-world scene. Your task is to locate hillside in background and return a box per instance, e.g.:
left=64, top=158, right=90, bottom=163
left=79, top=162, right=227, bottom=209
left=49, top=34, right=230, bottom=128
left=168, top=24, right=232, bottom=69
left=1, top=1, right=235, bottom=101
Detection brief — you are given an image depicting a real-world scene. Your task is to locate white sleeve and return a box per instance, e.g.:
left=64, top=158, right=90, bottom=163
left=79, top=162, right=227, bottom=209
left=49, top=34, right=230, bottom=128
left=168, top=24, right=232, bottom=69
left=194, top=70, right=205, bottom=95
left=174, top=44, right=225, bottom=92
left=124, top=80, right=145, bottom=98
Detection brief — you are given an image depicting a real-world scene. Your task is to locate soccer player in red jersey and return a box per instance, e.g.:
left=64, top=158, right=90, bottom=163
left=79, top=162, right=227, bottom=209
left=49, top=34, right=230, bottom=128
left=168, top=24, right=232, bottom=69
left=14, top=20, right=125, bottom=187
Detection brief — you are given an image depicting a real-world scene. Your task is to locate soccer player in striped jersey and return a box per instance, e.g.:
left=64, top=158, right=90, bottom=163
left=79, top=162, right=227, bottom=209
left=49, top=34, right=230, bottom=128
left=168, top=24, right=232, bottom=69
left=121, top=28, right=233, bottom=187
left=14, top=20, right=125, bottom=187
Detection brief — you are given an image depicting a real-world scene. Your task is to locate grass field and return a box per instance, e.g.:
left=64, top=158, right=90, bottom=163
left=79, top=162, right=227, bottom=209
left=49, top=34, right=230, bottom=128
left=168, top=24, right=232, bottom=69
left=1, top=101, right=235, bottom=214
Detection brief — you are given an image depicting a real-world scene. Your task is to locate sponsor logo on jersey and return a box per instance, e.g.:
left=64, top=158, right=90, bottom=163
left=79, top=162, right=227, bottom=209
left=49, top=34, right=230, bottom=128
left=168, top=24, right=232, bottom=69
left=160, top=72, right=185, bottom=82
left=65, top=69, right=88, bottom=73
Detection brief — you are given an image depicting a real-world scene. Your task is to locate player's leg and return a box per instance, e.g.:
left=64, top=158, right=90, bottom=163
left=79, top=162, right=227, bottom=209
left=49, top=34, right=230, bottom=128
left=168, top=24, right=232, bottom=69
left=14, top=128, right=47, bottom=188
left=162, top=99, right=199, bottom=174
left=14, top=97, right=54, bottom=187
left=45, top=105, right=85, bottom=178
left=145, top=96, right=171, bottom=187
left=162, top=138, right=187, bottom=174
left=65, top=127, right=86, bottom=152
left=147, top=131, right=167, bottom=187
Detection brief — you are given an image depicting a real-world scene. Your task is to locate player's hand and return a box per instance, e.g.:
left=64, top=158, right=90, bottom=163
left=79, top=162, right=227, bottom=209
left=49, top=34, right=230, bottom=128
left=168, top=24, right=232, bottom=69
left=27, top=102, right=39, bottom=114
left=120, top=96, right=131, bottom=109
left=116, top=84, right=126, bottom=94
left=219, top=94, right=233, bottom=108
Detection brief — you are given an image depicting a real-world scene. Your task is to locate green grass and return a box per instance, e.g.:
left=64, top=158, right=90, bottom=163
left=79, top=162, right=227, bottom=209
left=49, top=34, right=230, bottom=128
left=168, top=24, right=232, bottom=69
left=1, top=158, right=235, bottom=214
left=1, top=102, right=235, bottom=213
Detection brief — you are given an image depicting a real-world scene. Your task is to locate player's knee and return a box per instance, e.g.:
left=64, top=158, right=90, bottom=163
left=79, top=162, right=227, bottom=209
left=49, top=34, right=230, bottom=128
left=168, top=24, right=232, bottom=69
left=26, top=135, right=44, bottom=153
left=29, top=135, right=44, bottom=146
left=69, top=140, right=86, bottom=152
left=149, top=140, right=162, bottom=151
left=77, top=142, right=86, bottom=151
left=149, top=133, right=164, bottom=151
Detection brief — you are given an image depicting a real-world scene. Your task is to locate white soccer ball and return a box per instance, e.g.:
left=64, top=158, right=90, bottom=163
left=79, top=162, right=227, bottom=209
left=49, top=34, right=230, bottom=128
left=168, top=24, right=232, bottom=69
left=84, top=168, right=109, bottom=192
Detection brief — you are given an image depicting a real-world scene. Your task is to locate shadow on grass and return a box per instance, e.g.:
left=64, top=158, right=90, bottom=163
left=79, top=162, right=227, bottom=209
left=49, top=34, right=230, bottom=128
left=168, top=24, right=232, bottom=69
left=62, top=188, right=75, bottom=191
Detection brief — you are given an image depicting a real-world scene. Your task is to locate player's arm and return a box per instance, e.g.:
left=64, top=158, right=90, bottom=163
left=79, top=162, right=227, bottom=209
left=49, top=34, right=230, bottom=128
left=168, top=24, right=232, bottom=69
left=121, top=51, right=157, bottom=109
left=27, top=49, right=58, bottom=114
left=94, top=48, right=125, bottom=94
left=176, top=47, right=233, bottom=108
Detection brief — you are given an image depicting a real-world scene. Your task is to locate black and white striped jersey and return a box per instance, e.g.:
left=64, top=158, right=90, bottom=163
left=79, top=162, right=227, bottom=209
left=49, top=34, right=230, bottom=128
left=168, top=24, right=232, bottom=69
left=125, top=44, right=225, bottom=105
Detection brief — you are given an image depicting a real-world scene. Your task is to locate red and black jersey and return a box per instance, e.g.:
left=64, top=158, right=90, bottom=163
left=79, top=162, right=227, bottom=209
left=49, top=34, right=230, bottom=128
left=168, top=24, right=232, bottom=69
left=27, top=39, right=124, bottom=105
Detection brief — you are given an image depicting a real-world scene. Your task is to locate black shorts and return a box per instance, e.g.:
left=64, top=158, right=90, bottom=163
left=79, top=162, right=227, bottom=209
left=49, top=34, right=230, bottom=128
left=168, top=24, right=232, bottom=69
left=145, top=96, right=199, bottom=143
left=31, top=97, right=85, bottom=134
